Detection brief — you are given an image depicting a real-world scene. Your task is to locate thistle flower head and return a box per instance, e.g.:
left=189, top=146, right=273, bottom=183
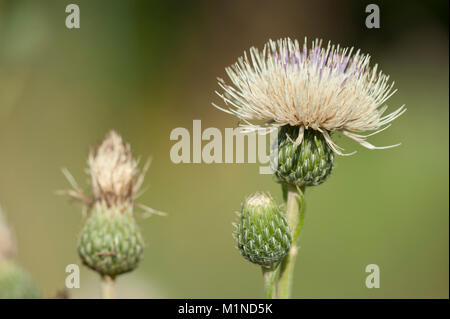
left=214, top=38, right=405, bottom=155
left=61, top=130, right=165, bottom=279
left=88, top=130, right=138, bottom=207
left=76, top=131, right=149, bottom=278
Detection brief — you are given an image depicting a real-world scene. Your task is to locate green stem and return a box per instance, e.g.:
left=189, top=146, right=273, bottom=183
left=101, top=275, right=115, bottom=299
left=277, top=184, right=305, bottom=298
left=262, top=267, right=278, bottom=299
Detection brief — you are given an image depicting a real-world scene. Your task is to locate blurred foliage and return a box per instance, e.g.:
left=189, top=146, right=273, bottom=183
left=0, top=0, right=448, bottom=298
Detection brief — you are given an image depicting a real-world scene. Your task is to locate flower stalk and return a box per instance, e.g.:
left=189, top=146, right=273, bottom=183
left=262, top=267, right=278, bottom=299
left=101, top=275, right=115, bottom=299
left=276, top=184, right=305, bottom=298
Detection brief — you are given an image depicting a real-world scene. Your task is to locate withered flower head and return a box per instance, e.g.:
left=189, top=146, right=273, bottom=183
left=61, top=130, right=156, bottom=214
left=88, top=131, right=138, bottom=207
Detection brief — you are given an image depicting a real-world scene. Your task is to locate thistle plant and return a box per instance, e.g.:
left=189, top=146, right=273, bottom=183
left=214, top=38, right=405, bottom=298
left=62, top=130, right=165, bottom=298
left=0, top=206, right=41, bottom=299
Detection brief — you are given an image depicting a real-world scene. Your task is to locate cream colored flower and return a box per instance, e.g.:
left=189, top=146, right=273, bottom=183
left=214, top=38, right=405, bottom=155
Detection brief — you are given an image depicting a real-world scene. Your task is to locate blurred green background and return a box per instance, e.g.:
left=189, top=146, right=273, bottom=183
left=0, top=0, right=448, bottom=298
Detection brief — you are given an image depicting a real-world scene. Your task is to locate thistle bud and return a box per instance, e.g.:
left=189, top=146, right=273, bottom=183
left=273, top=125, right=334, bottom=187
left=235, top=192, right=291, bottom=269
left=0, top=207, right=41, bottom=298
left=0, top=210, right=15, bottom=262
left=0, top=261, right=41, bottom=299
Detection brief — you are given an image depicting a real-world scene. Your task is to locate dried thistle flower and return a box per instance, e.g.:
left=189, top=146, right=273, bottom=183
left=214, top=38, right=405, bottom=155
left=88, top=131, right=138, bottom=207
left=62, top=130, right=161, bottom=215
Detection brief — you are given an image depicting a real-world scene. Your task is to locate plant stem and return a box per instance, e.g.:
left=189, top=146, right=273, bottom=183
left=277, top=184, right=305, bottom=298
left=262, top=267, right=278, bottom=299
left=101, top=275, right=115, bottom=299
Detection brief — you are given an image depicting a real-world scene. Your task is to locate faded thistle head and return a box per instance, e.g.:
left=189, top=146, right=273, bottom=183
left=88, top=130, right=139, bottom=208
left=63, top=130, right=162, bottom=278
left=214, top=38, right=405, bottom=186
left=235, top=192, right=291, bottom=269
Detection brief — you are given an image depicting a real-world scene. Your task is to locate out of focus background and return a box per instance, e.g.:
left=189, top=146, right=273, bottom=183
left=0, top=0, right=448, bottom=298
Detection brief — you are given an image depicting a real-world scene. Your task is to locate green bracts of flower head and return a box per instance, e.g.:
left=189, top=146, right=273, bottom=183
left=0, top=261, right=41, bottom=299
left=236, top=192, right=291, bottom=269
left=78, top=202, right=144, bottom=278
left=273, top=125, right=334, bottom=187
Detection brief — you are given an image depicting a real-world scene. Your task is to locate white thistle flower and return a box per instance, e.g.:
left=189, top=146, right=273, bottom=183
left=213, top=38, right=406, bottom=155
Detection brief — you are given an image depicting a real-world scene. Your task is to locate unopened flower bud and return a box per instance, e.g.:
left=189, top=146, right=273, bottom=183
left=0, top=207, right=41, bottom=298
left=0, top=261, right=41, bottom=298
left=235, top=192, right=291, bottom=269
